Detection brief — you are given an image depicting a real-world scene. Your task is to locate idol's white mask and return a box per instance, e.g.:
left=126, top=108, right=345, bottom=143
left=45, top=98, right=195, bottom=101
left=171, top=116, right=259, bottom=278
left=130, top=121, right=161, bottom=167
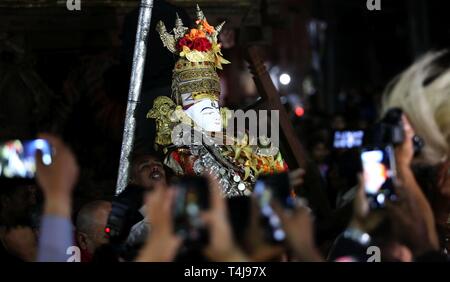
left=185, top=98, right=222, bottom=132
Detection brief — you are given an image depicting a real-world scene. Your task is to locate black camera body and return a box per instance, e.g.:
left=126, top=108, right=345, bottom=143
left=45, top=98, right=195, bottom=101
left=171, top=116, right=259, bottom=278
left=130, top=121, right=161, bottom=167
left=105, top=184, right=145, bottom=245
left=360, top=108, right=425, bottom=210
left=368, top=108, right=424, bottom=155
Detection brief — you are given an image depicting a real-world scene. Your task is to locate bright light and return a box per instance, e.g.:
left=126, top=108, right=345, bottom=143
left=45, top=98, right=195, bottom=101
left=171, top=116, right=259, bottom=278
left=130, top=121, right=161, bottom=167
left=361, top=233, right=371, bottom=244
left=377, top=194, right=386, bottom=205
left=34, top=139, right=47, bottom=150
left=295, top=106, right=305, bottom=117
left=42, top=154, right=52, bottom=166
left=273, top=229, right=286, bottom=241
left=279, top=73, right=291, bottom=85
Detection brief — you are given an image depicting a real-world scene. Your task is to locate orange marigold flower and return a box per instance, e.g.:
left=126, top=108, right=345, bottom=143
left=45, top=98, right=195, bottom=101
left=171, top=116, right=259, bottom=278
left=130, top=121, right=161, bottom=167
left=186, top=28, right=206, bottom=40
left=195, top=19, right=215, bottom=34
left=203, top=20, right=215, bottom=34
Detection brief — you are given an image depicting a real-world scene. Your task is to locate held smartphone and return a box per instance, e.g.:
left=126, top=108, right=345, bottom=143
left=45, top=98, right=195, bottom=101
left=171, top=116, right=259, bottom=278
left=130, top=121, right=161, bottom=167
left=333, top=130, right=365, bottom=149
left=172, top=175, right=210, bottom=245
left=0, top=139, right=52, bottom=179
left=226, top=196, right=252, bottom=245
left=360, top=145, right=398, bottom=209
left=253, top=173, right=294, bottom=244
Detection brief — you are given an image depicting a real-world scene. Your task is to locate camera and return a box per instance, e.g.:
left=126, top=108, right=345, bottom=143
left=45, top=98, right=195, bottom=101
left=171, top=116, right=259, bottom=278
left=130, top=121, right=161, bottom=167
left=360, top=108, right=424, bottom=209
left=370, top=107, right=424, bottom=155
left=105, top=184, right=145, bottom=245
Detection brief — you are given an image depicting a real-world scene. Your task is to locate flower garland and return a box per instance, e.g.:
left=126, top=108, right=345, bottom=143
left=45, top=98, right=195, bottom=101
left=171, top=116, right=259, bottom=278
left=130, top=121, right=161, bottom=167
left=177, top=18, right=230, bottom=69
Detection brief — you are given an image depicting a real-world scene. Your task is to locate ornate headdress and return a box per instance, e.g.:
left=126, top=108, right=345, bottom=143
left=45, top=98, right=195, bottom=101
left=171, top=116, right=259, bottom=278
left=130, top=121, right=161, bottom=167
left=157, top=5, right=230, bottom=108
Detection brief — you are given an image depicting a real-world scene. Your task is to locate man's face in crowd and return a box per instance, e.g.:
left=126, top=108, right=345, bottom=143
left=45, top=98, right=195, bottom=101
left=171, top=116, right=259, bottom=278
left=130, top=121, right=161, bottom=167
left=131, top=155, right=166, bottom=189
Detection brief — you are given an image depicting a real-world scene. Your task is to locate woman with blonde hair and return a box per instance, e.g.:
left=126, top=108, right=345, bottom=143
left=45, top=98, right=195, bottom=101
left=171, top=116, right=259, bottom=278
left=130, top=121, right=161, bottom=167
left=382, top=51, right=450, bottom=250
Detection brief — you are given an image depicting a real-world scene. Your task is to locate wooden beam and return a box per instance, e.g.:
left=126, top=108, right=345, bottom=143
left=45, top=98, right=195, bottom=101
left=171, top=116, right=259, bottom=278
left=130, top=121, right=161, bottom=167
left=245, top=45, right=307, bottom=169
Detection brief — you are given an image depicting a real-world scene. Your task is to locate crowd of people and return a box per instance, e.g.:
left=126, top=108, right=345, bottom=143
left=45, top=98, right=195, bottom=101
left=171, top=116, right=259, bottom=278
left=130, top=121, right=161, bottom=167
left=1, top=0, right=450, bottom=263
left=0, top=51, right=449, bottom=262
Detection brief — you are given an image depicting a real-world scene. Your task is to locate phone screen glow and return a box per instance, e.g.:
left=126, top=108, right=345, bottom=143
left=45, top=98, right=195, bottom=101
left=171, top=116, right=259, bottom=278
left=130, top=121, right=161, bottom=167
left=0, top=139, right=52, bottom=179
left=361, top=150, right=389, bottom=194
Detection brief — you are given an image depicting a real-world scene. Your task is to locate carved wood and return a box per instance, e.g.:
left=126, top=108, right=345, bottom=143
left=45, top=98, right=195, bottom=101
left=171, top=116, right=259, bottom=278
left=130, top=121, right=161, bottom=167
left=245, top=45, right=306, bottom=169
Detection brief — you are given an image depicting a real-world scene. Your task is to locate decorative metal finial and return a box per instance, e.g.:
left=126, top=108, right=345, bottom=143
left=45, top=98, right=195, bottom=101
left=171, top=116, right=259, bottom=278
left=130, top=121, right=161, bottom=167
left=175, top=13, right=183, bottom=27
left=215, top=21, right=226, bottom=34
left=196, top=4, right=205, bottom=20
left=173, top=13, right=188, bottom=41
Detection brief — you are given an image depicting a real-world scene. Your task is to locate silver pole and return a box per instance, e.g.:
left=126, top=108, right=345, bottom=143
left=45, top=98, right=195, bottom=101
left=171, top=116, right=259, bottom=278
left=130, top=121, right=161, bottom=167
left=116, top=0, right=154, bottom=195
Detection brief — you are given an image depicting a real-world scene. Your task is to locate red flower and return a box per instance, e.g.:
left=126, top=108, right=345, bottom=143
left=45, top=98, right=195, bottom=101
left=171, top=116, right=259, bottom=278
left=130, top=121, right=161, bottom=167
left=178, top=37, right=193, bottom=51
left=192, top=37, right=212, bottom=52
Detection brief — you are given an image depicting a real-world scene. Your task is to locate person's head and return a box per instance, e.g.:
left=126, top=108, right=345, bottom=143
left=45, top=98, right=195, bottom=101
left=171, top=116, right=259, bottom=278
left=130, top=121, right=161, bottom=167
left=129, top=150, right=167, bottom=190
left=76, top=200, right=112, bottom=258
left=0, top=184, right=40, bottom=261
left=382, top=51, right=450, bottom=165
left=371, top=220, right=413, bottom=262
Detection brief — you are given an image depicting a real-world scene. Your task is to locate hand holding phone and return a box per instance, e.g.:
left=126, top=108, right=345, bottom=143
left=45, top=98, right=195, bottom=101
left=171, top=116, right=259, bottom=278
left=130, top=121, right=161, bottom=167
left=172, top=176, right=210, bottom=244
left=360, top=145, right=398, bottom=209
left=136, top=184, right=182, bottom=262
left=0, top=139, right=52, bottom=179
left=34, top=134, right=79, bottom=197
left=253, top=173, right=295, bottom=245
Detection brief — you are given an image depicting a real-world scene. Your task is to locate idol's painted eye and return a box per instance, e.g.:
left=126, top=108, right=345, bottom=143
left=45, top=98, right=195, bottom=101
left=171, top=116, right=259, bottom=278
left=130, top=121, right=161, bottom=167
left=211, top=101, right=219, bottom=109
left=201, top=106, right=214, bottom=112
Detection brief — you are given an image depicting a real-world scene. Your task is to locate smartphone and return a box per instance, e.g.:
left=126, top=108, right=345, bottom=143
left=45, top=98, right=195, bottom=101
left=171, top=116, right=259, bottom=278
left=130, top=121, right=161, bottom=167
left=253, top=173, right=294, bottom=244
left=333, top=130, right=364, bottom=149
left=226, top=196, right=252, bottom=245
left=360, top=145, right=398, bottom=209
left=0, top=139, right=52, bottom=179
left=172, top=176, right=210, bottom=244
left=256, top=173, right=295, bottom=209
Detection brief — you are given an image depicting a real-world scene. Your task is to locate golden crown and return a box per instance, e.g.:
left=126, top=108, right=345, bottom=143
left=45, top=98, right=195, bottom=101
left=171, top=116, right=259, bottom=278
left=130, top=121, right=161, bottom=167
left=157, top=4, right=230, bottom=107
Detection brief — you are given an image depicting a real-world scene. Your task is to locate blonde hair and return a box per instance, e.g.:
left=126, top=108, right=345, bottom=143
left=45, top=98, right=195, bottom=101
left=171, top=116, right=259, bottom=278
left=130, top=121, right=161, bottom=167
left=382, top=51, right=450, bottom=165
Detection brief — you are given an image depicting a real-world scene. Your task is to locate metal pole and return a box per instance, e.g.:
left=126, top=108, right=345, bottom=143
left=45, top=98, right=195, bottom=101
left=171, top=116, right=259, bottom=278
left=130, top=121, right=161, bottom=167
left=116, top=0, right=154, bottom=195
